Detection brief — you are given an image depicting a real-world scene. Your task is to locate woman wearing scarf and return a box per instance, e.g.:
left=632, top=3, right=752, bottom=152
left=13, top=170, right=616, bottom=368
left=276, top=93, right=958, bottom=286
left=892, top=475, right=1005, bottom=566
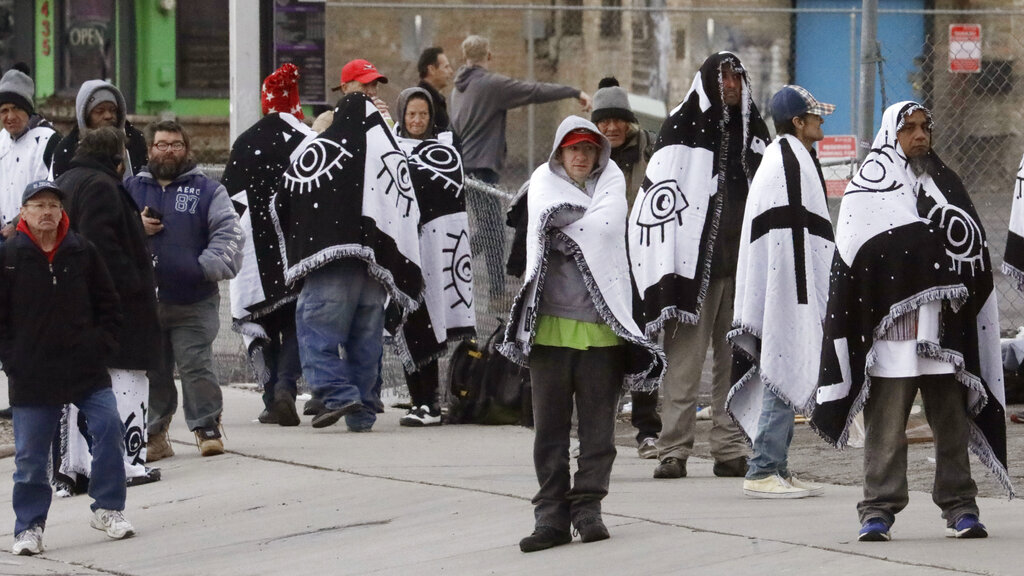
left=501, top=116, right=663, bottom=553
left=389, top=88, right=475, bottom=426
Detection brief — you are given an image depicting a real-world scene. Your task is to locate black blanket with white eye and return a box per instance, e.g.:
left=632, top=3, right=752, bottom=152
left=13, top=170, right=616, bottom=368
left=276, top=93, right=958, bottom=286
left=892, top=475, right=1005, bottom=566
left=224, top=112, right=317, bottom=384
left=386, top=137, right=476, bottom=371
left=627, top=52, right=769, bottom=336
left=810, top=101, right=1011, bottom=497
left=271, top=92, right=423, bottom=315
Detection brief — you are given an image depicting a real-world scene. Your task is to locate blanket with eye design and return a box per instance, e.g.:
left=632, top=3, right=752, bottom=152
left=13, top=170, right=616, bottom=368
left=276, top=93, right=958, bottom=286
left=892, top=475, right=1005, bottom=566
left=386, top=136, right=476, bottom=372
left=627, top=51, right=769, bottom=336
left=810, top=101, right=1011, bottom=496
left=271, top=92, right=422, bottom=314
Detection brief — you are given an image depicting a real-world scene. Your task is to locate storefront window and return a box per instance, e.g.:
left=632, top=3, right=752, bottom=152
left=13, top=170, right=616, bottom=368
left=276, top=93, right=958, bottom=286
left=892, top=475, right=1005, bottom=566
left=60, top=0, right=115, bottom=92
left=176, top=0, right=229, bottom=98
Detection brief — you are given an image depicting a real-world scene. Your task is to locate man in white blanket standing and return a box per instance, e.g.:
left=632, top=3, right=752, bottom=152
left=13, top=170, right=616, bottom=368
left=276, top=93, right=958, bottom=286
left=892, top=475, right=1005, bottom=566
left=629, top=52, right=770, bottom=480
left=727, top=85, right=834, bottom=499
left=811, top=102, right=1011, bottom=542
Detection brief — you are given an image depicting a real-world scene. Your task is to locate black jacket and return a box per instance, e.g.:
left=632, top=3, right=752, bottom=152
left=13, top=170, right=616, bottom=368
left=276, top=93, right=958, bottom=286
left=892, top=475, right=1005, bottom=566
left=0, top=230, right=122, bottom=406
left=49, top=121, right=149, bottom=180
left=56, top=157, right=161, bottom=370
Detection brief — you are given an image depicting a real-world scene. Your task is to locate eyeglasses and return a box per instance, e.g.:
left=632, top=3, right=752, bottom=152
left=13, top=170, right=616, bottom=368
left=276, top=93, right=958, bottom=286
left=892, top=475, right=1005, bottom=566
left=153, top=142, right=186, bottom=152
left=24, top=202, right=62, bottom=211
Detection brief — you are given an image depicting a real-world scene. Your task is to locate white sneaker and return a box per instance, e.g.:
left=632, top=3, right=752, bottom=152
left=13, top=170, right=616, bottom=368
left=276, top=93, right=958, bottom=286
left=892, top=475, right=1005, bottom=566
left=12, top=526, right=43, bottom=555
left=787, top=475, right=825, bottom=497
left=91, top=509, right=136, bottom=539
left=399, top=405, right=441, bottom=427
left=743, top=473, right=813, bottom=499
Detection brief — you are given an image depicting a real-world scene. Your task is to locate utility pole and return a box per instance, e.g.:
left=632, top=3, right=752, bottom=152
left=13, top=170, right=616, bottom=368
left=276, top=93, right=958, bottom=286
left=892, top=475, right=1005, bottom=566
left=857, top=0, right=878, bottom=160
left=229, top=0, right=262, bottom=144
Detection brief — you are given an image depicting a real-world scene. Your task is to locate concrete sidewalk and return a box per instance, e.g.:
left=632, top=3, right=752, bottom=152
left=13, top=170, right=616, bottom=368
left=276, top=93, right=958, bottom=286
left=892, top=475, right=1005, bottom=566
left=0, top=384, right=1020, bottom=576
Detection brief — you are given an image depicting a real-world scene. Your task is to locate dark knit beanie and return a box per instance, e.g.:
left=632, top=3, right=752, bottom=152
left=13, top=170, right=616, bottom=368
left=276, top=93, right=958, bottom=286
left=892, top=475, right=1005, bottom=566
left=590, top=76, right=636, bottom=124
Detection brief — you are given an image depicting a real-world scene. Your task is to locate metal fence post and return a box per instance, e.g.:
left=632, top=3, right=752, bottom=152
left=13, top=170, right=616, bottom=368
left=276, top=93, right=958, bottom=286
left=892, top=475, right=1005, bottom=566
left=857, top=0, right=878, bottom=160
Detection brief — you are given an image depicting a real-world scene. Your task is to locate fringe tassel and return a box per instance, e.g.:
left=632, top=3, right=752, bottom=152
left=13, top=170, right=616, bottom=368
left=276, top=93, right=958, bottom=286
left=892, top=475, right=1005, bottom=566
left=1002, top=262, right=1024, bottom=293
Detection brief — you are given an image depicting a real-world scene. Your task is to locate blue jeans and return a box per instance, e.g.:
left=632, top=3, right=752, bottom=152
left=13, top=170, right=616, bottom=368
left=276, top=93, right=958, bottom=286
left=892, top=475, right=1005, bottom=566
left=12, top=388, right=126, bottom=534
left=746, top=388, right=794, bottom=480
left=296, top=260, right=385, bottom=428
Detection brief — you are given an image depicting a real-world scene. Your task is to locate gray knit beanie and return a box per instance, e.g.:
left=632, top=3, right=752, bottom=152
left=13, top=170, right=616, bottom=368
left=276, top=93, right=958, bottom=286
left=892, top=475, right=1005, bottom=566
left=591, top=77, right=636, bottom=124
left=0, top=68, right=35, bottom=115
left=85, top=88, right=118, bottom=118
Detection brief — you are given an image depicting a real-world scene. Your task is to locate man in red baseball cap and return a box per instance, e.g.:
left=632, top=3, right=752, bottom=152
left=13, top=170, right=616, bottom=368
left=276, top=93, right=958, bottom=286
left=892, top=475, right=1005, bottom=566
left=319, top=59, right=392, bottom=128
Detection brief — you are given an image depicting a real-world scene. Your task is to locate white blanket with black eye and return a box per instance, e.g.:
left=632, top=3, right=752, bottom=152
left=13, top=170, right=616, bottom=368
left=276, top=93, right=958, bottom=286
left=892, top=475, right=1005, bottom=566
left=271, top=92, right=422, bottom=317
left=387, top=136, right=476, bottom=372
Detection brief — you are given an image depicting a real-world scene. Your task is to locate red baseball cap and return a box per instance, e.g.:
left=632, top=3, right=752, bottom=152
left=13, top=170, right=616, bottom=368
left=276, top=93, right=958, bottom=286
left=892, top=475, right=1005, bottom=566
left=559, top=128, right=602, bottom=149
left=333, top=59, right=388, bottom=91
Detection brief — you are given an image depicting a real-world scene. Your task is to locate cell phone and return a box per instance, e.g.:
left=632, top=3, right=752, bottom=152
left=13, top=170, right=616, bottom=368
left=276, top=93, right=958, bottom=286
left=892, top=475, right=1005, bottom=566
left=144, top=206, right=163, bottom=221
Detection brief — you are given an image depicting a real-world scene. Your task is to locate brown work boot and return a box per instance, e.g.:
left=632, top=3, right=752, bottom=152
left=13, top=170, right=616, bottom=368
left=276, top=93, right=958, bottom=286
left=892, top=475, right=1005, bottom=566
left=146, top=429, right=174, bottom=463
left=194, top=426, right=225, bottom=457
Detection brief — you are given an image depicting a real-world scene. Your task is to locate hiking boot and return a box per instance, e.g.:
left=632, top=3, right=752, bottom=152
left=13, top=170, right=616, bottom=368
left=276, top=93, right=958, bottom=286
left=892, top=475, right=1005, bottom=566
left=743, top=474, right=812, bottom=499
left=270, top=398, right=300, bottom=427
left=303, top=397, right=325, bottom=416
left=257, top=408, right=278, bottom=424
left=91, top=509, right=135, bottom=539
left=519, top=526, right=572, bottom=553
left=194, top=426, right=224, bottom=457
left=573, top=517, right=610, bottom=543
left=126, top=467, right=162, bottom=488
left=310, top=400, right=360, bottom=429
left=637, top=437, right=658, bottom=459
left=653, top=457, right=686, bottom=479
left=858, top=518, right=891, bottom=542
left=713, top=456, right=748, bottom=477
left=12, top=526, right=43, bottom=555
left=946, top=514, right=987, bottom=539
left=399, top=405, right=441, bottom=427
left=146, top=429, right=174, bottom=463
left=786, top=475, right=824, bottom=496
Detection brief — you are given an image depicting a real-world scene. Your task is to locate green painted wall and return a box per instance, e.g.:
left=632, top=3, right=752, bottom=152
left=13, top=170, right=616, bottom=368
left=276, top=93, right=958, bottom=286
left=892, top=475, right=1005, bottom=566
left=34, top=0, right=55, bottom=99
left=134, top=0, right=176, bottom=114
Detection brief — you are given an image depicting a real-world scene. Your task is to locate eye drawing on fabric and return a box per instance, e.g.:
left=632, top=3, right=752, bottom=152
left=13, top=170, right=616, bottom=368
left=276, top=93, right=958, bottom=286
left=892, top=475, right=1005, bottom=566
left=845, top=139, right=902, bottom=195
left=283, top=139, right=353, bottom=195
left=123, top=408, right=146, bottom=466
left=925, top=202, right=986, bottom=276
left=378, top=150, right=416, bottom=218
left=413, top=143, right=464, bottom=196
left=635, top=179, right=689, bottom=246
left=442, top=230, right=473, bottom=309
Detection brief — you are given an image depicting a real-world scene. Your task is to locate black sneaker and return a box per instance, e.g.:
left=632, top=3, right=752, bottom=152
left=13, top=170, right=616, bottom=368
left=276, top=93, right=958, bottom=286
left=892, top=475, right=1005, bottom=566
left=270, top=398, right=300, bottom=427
left=0, top=406, right=12, bottom=420
left=257, top=409, right=278, bottom=424
left=126, top=467, right=162, bottom=487
left=713, top=456, right=748, bottom=477
left=303, top=398, right=325, bottom=416
left=399, top=405, right=441, bottom=427
left=519, top=526, right=572, bottom=553
left=653, top=457, right=686, bottom=479
left=310, top=401, right=360, bottom=429
left=573, top=517, right=610, bottom=543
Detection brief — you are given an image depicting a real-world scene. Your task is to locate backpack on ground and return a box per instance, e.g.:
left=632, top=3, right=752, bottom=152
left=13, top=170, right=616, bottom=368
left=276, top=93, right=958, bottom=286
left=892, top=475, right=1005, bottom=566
left=446, top=319, right=532, bottom=426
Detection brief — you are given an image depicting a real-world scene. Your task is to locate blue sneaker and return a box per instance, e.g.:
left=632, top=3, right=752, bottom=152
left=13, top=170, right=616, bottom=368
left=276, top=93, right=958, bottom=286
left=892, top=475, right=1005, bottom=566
left=946, top=514, right=987, bottom=539
left=858, top=518, right=891, bottom=542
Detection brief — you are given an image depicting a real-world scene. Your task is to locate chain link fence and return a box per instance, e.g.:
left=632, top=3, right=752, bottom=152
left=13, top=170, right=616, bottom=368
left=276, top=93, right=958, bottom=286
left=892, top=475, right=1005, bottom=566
left=211, top=2, right=1024, bottom=395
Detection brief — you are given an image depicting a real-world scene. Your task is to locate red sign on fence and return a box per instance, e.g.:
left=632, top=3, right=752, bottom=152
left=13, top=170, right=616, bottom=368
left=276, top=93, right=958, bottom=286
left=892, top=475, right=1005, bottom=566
left=949, top=24, right=982, bottom=73
left=818, top=135, right=858, bottom=198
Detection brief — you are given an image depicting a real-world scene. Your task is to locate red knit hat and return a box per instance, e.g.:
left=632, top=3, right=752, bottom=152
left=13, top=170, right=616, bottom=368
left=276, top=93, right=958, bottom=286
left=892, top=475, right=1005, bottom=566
left=559, top=128, right=602, bottom=149
left=262, top=63, right=304, bottom=119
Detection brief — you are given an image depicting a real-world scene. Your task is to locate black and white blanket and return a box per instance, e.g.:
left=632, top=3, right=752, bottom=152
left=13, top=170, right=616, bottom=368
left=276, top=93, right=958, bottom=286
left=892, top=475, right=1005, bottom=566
left=628, top=52, right=769, bottom=336
left=499, top=122, right=664, bottom=391
left=810, top=101, right=1011, bottom=495
left=1002, top=152, right=1024, bottom=291
left=272, top=92, right=423, bottom=315
left=224, top=112, right=317, bottom=380
left=387, top=136, right=476, bottom=371
left=727, top=135, right=834, bottom=440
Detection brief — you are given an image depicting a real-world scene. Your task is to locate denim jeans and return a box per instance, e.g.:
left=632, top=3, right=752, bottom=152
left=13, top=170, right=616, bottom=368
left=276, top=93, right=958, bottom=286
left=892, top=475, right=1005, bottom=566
left=12, top=387, right=126, bottom=534
left=746, top=388, right=794, bottom=480
left=529, top=344, right=625, bottom=531
left=257, top=303, right=303, bottom=409
left=296, top=260, right=386, bottom=427
left=858, top=375, right=979, bottom=526
left=147, top=292, right=223, bottom=433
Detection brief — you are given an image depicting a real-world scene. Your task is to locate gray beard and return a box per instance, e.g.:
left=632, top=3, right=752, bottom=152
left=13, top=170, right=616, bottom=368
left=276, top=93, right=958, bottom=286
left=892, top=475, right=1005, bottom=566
left=908, top=154, right=933, bottom=177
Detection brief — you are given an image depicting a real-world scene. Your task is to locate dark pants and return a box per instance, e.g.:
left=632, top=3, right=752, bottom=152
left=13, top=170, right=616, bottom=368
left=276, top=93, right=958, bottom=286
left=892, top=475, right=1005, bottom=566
left=858, top=374, right=979, bottom=526
left=466, top=168, right=506, bottom=301
left=404, top=358, right=439, bottom=409
left=529, top=345, right=624, bottom=532
left=631, top=389, right=661, bottom=443
left=258, top=303, right=303, bottom=409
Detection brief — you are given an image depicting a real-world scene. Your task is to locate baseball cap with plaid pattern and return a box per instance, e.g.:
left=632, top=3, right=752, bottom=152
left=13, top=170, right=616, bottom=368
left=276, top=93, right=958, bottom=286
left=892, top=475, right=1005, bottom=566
left=769, top=85, right=835, bottom=122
